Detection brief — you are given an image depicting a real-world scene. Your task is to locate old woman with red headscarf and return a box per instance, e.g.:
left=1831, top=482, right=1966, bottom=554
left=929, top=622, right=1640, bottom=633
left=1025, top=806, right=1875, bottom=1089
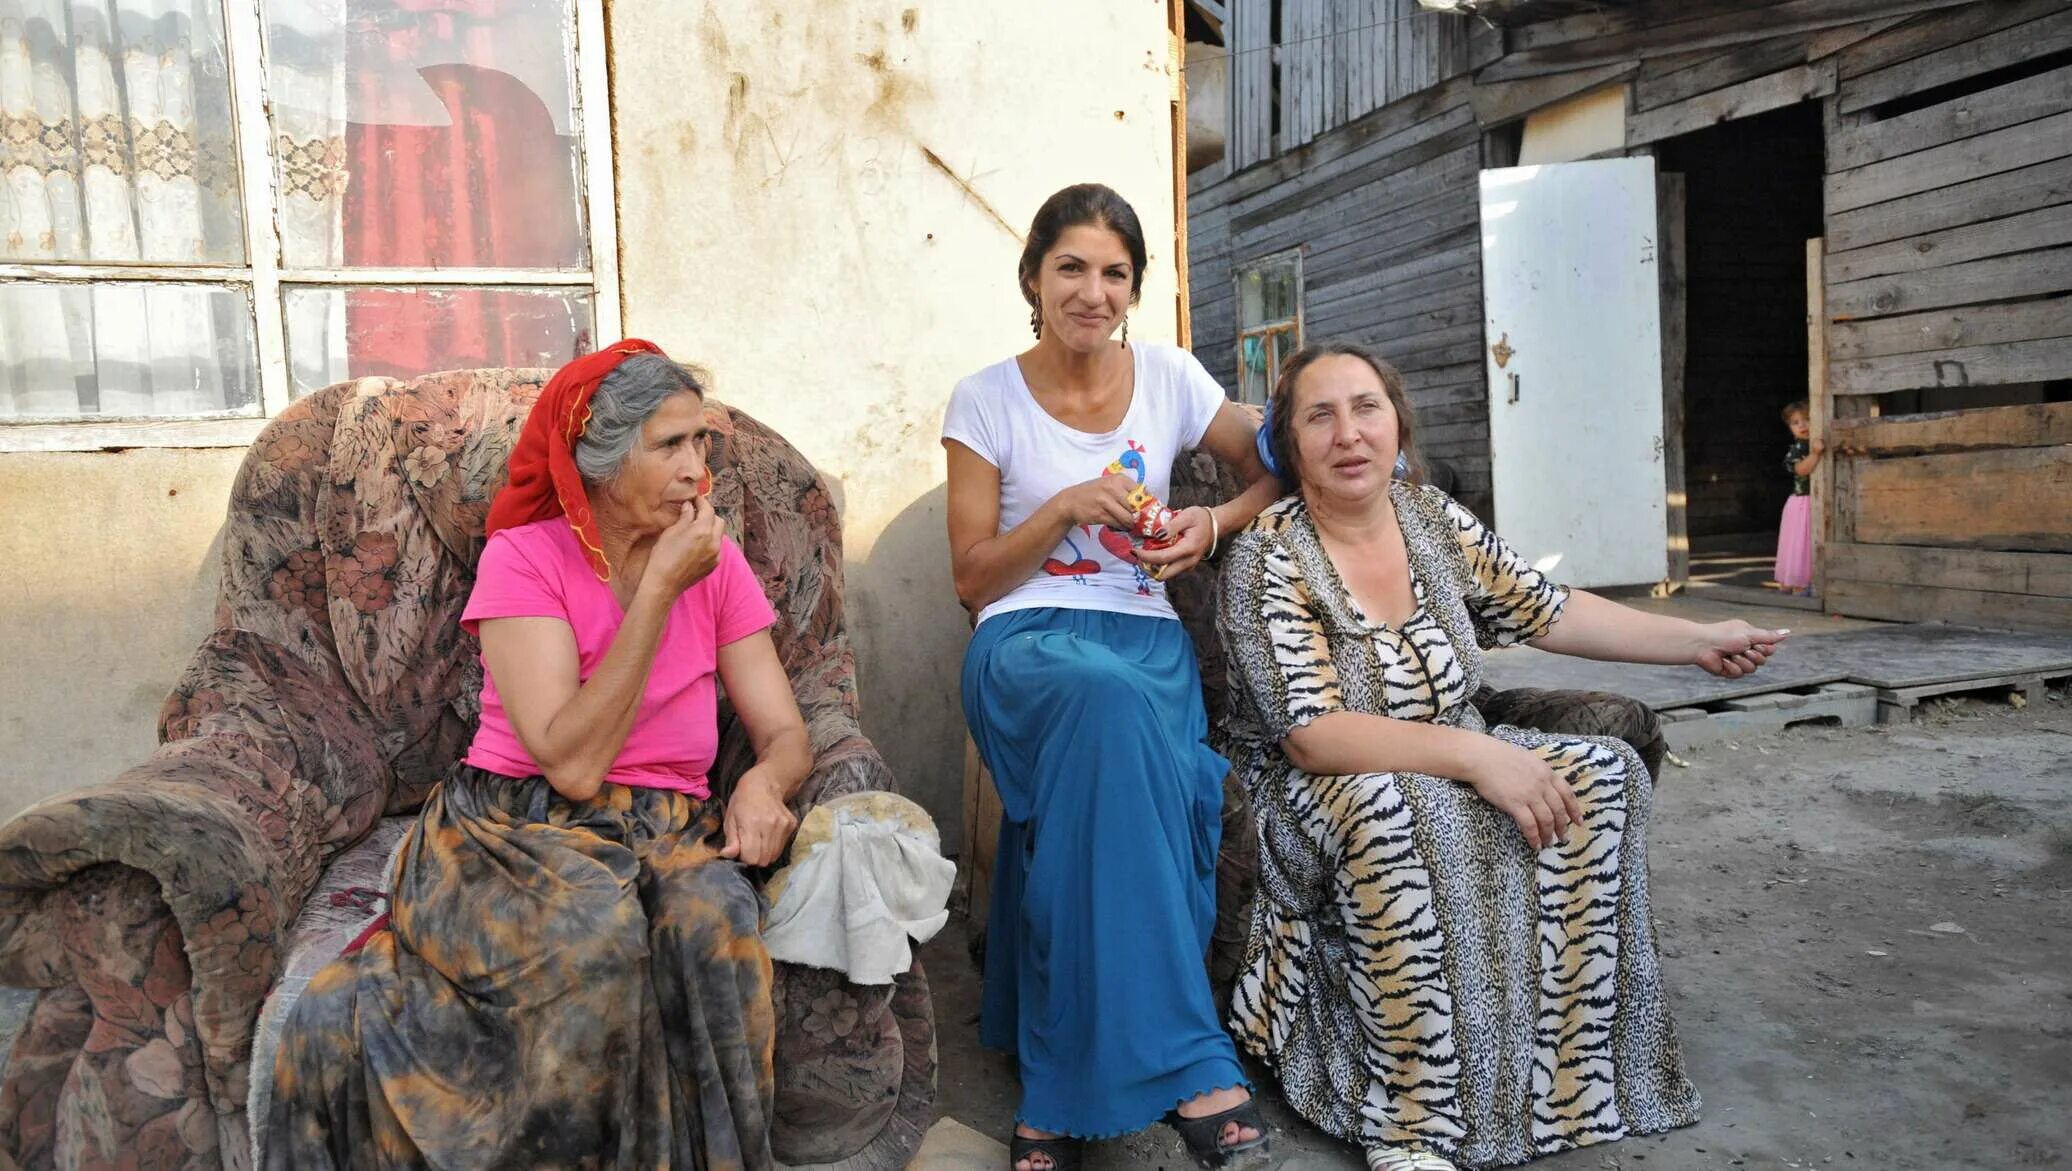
left=266, top=343, right=807, bottom=1170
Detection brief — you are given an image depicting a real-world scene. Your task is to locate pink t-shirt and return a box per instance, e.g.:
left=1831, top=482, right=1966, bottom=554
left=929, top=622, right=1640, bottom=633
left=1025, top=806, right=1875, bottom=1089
left=460, top=516, right=777, bottom=797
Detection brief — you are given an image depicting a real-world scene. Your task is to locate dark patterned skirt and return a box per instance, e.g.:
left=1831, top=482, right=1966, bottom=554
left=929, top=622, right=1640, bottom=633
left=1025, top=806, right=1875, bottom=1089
left=265, top=765, right=776, bottom=1170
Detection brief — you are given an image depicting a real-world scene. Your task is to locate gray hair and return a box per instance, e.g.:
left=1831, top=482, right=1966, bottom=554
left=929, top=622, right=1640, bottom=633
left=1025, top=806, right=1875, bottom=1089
left=572, top=354, right=708, bottom=483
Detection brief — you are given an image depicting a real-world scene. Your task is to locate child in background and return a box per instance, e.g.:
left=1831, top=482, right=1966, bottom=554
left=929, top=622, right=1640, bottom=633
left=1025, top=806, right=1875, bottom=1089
left=1775, top=399, right=1824, bottom=595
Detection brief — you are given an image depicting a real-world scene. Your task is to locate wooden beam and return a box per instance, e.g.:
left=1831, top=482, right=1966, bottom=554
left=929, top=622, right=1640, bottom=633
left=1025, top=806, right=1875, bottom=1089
left=1829, top=401, right=2072, bottom=455
left=1832, top=394, right=1871, bottom=545
left=1807, top=238, right=1831, bottom=600
left=1827, top=296, right=2072, bottom=363
left=1825, top=578, right=2072, bottom=630
left=1632, top=32, right=1810, bottom=113
left=1803, top=15, right=1908, bottom=62
left=1839, top=8, right=2072, bottom=114
left=1188, top=0, right=1229, bottom=38
left=1217, top=78, right=1466, bottom=204
left=1826, top=155, right=2072, bottom=254
left=1626, top=60, right=1836, bottom=147
left=1512, top=0, right=1938, bottom=51
left=1231, top=106, right=1476, bottom=231
left=1824, top=204, right=2072, bottom=285
left=1828, top=246, right=2072, bottom=323
left=1833, top=0, right=2066, bottom=79
left=1469, top=60, right=1638, bottom=126
left=1469, top=12, right=1505, bottom=71
left=1230, top=0, right=1275, bottom=168
left=1825, top=111, right=2072, bottom=215
left=960, top=738, right=1003, bottom=916
left=1852, top=446, right=2072, bottom=551
left=1826, top=64, right=2072, bottom=174
left=1831, top=334, right=2072, bottom=395
left=1173, top=0, right=1193, bottom=347
left=1827, top=541, right=2072, bottom=599
left=1482, top=0, right=1974, bottom=82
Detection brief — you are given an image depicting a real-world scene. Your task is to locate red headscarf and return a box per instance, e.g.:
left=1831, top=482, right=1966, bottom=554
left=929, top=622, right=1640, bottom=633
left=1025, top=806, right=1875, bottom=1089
left=485, top=339, right=666, bottom=580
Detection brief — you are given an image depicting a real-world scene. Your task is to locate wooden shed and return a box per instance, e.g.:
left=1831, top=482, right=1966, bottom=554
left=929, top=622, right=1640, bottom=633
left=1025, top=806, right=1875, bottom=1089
left=1183, top=0, right=2071, bottom=630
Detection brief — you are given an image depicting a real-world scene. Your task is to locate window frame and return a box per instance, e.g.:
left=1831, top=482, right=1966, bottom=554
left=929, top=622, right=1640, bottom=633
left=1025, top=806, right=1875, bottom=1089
left=0, top=0, right=622, bottom=454
left=1234, top=248, right=1303, bottom=406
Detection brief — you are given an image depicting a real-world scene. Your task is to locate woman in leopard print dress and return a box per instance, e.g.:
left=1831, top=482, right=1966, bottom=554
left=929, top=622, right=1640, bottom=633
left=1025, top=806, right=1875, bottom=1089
left=1215, top=343, right=1787, bottom=1170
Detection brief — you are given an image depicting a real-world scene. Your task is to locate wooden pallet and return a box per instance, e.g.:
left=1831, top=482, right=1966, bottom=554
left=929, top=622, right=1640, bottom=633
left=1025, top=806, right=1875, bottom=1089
left=1874, top=672, right=2072, bottom=724
left=1659, top=682, right=1880, bottom=750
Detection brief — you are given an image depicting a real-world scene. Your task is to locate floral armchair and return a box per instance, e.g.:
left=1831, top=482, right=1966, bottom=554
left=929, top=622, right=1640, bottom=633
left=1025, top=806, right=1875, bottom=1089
left=0, top=370, right=934, bottom=1171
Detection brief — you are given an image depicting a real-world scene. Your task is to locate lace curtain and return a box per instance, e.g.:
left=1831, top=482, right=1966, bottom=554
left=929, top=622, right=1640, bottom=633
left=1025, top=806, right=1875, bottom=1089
left=2, top=0, right=590, bottom=420
left=0, top=0, right=254, bottom=417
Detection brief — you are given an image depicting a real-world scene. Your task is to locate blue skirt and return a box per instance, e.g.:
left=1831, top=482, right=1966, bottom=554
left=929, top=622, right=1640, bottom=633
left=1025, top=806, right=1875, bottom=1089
left=963, top=606, right=1247, bottom=1138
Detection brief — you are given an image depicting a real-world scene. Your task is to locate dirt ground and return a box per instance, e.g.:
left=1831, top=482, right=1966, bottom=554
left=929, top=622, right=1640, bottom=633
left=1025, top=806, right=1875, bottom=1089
left=926, top=690, right=2072, bottom=1171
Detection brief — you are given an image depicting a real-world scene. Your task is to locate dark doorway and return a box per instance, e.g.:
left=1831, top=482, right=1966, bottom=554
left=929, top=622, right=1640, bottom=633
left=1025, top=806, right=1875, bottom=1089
left=1656, top=103, right=1825, bottom=596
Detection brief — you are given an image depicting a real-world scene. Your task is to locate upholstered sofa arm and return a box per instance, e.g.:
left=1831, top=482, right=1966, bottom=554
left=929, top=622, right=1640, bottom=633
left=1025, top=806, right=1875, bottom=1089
left=711, top=696, right=891, bottom=818
left=0, top=753, right=308, bottom=1123
left=0, top=627, right=392, bottom=1121
left=792, top=731, right=894, bottom=812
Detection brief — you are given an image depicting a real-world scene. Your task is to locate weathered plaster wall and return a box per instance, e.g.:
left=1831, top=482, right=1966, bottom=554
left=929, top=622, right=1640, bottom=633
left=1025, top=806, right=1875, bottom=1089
left=0, top=450, right=242, bottom=818
left=611, top=0, right=1181, bottom=849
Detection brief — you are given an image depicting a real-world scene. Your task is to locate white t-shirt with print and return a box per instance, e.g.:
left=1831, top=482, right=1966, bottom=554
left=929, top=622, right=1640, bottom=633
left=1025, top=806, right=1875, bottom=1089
left=942, top=341, right=1228, bottom=626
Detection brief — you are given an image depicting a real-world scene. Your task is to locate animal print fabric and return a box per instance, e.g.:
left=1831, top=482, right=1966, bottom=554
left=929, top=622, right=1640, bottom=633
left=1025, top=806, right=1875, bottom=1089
left=1214, top=483, right=1699, bottom=1168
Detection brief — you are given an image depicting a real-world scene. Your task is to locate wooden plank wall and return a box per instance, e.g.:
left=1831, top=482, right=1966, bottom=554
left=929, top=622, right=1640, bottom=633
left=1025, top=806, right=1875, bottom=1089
left=1825, top=404, right=2072, bottom=628
left=1277, top=1, right=1477, bottom=152
left=1189, top=78, right=1493, bottom=518
left=1818, top=1, right=2072, bottom=630
left=1229, top=0, right=1275, bottom=169
left=1190, top=0, right=2071, bottom=622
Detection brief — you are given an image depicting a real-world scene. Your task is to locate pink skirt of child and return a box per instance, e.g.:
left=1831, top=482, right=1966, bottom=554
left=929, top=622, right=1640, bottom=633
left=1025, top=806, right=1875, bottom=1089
left=1775, top=493, right=1813, bottom=589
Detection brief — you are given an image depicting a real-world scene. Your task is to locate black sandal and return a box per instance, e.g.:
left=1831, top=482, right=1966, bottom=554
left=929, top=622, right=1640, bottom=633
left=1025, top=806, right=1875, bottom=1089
left=1008, top=1131, right=1084, bottom=1171
left=1163, top=1098, right=1271, bottom=1168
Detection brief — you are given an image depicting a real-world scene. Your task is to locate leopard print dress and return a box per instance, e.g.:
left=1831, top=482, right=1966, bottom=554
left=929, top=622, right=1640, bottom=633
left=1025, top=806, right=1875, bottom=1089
left=1214, top=483, right=1699, bottom=1168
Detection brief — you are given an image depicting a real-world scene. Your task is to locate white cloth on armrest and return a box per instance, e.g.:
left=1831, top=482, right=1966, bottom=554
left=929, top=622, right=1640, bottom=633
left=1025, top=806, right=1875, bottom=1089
left=760, top=792, right=955, bottom=986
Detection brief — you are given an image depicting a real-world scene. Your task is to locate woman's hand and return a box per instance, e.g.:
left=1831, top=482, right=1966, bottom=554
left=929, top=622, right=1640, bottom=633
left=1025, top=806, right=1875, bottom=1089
left=722, top=769, right=799, bottom=867
left=1139, top=506, right=1215, bottom=580
left=1691, top=621, right=1789, bottom=678
left=644, top=494, right=726, bottom=600
left=1466, top=739, right=1583, bottom=851
left=1047, top=473, right=1138, bottom=530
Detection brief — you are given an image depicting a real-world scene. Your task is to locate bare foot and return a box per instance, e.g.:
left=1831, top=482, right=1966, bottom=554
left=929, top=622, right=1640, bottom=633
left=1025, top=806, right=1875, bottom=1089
left=1013, top=1123, right=1064, bottom=1171
left=1176, top=1085, right=1262, bottom=1150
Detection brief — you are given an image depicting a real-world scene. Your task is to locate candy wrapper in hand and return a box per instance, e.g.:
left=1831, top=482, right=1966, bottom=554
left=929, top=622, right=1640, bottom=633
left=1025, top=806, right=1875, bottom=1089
left=1116, top=483, right=1174, bottom=542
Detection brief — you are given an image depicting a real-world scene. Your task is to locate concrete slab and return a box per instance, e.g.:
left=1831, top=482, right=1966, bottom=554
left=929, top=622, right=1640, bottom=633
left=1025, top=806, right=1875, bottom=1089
left=1662, top=683, right=1878, bottom=751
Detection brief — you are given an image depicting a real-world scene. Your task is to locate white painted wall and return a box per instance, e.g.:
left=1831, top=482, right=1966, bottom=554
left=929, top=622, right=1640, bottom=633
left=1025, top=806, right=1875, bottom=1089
left=550, top=0, right=1180, bottom=848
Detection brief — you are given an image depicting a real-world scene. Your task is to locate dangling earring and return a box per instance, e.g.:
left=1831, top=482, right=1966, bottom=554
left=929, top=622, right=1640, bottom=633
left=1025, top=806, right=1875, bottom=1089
left=1030, top=306, right=1042, bottom=339
left=1121, top=316, right=1130, bottom=344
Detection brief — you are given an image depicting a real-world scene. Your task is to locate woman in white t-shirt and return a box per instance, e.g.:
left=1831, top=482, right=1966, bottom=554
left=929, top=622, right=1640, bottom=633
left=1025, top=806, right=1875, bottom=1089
left=943, top=184, right=1281, bottom=1171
